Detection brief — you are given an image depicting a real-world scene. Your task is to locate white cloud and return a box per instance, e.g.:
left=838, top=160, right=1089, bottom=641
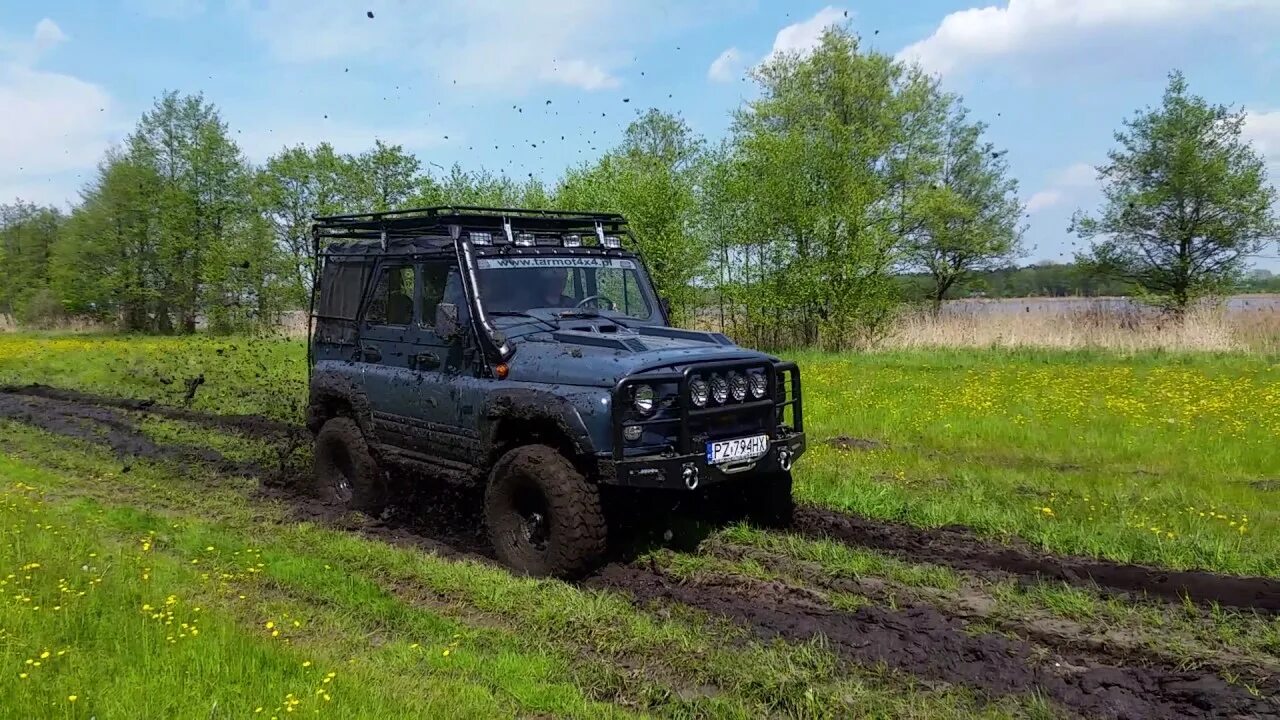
left=1054, top=162, right=1097, bottom=189
left=1244, top=109, right=1280, bottom=174
left=1025, top=190, right=1063, bottom=214
left=707, top=47, right=743, bottom=82
left=769, top=6, right=847, bottom=58
left=32, top=19, right=67, bottom=52
left=233, top=0, right=655, bottom=92
left=0, top=20, right=120, bottom=207
left=1024, top=161, right=1100, bottom=215
left=899, top=0, right=1280, bottom=75
left=541, top=60, right=620, bottom=92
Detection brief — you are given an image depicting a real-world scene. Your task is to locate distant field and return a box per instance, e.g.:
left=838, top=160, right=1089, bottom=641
left=2, top=333, right=1279, bottom=718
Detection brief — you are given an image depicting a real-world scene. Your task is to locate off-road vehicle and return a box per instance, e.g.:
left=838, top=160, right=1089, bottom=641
left=306, top=207, right=805, bottom=577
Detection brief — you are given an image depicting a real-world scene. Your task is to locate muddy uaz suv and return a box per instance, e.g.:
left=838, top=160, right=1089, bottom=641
left=306, top=207, right=805, bottom=577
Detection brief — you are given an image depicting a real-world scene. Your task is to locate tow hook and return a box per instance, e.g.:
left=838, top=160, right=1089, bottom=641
left=778, top=447, right=793, bottom=471
left=682, top=463, right=700, bottom=490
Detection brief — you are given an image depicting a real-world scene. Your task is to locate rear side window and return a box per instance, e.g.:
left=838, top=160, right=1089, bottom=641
left=365, top=265, right=415, bottom=325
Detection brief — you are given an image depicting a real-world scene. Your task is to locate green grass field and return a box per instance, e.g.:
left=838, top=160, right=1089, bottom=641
left=1, top=333, right=1278, bottom=718
left=2, top=334, right=1275, bottom=575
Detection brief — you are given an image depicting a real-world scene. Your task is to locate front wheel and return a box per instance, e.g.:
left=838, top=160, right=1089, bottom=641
left=485, top=445, right=607, bottom=578
left=742, top=471, right=794, bottom=529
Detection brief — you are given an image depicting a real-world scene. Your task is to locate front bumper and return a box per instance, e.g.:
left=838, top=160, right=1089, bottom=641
left=598, top=430, right=806, bottom=490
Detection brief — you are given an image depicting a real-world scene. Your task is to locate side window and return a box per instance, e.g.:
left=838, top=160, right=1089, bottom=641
left=366, top=265, right=415, bottom=325
left=420, top=262, right=451, bottom=326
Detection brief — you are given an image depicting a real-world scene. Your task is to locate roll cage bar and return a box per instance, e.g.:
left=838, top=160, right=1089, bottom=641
left=307, top=206, right=649, bottom=373
left=313, top=205, right=631, bottom=243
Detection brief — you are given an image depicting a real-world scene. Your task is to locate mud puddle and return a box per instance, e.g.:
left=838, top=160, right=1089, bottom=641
left=589, top=563, right=1278, bottom=720
left=794, top=505, right=1280, bottom=613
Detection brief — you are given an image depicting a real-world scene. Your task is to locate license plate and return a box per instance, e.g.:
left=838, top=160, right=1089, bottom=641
left=706, top=434, right=770, bottom=465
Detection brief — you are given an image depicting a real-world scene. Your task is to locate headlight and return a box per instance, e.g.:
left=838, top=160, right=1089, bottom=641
left=623, top=424, right=643, bottom=442
left=749, top=372, right=768, bottom=399
left=689, top=378, right=709, bottom=407
left=633, top=384, right=656, bottom=415
left=709, top=374, right=729, bottom=404
left=728, top=372, right=748, bottom=402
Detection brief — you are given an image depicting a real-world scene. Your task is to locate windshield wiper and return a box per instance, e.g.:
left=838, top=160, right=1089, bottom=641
left=555, top=310, right=631, bottom=327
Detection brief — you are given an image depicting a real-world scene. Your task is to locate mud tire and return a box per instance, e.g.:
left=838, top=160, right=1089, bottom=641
left=313, top=417, right=387, bottom=513
left=742, top=471, right=794, bottom=529
left=485, top=444, right=607, bottom=579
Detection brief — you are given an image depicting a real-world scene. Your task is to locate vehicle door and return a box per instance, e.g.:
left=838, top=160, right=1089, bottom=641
left=357, top=260, right=465, bottom=459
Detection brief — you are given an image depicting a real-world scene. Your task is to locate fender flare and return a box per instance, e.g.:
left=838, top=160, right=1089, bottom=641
left=478, top=388, right=598, bottom=464
left=306, top=368, right=375, bottom=438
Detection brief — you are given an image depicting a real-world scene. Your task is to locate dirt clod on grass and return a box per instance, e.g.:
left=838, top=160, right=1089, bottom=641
left=823, top=435, right=887, bottom=452
left=793, top=504, right=1280, bottom=612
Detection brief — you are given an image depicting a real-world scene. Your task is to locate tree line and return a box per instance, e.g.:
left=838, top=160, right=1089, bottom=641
left=2, top=27, right=1275, bottom=346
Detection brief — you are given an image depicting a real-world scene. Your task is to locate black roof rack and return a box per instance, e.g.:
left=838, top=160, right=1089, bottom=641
left=312, top=205, right=629, bottom=242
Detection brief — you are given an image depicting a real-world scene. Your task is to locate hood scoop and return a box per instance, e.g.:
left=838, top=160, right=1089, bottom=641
left=551, top=328, right=648, bottom=352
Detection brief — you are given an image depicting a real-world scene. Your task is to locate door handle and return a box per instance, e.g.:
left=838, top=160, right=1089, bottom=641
left=414, top=352, right=440, bottom=370
left=362, top=347, right=382, bottom=362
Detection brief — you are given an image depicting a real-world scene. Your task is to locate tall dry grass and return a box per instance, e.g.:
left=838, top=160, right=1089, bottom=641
left=885, top=302, right=1280, bottom=353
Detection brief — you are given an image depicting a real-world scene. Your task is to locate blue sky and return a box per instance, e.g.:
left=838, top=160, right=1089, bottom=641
left=3, top=0, right=1280, bottom=269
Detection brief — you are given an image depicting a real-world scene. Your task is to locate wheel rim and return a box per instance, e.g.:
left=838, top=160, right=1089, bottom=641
left=331, top=445, right=355, bottom=504
left=513, top=484, right=550, bottom=551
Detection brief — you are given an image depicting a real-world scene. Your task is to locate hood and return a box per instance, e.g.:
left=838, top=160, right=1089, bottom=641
left=501, top=321, right=770, bottom=388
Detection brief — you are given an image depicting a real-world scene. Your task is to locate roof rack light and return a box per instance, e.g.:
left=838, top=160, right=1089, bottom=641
left=514, top=232, right=536, bottom=247
left=601, top=235, right=622, bottom=249
left=562, top=234, right=582, bottom=248
left=469, top=231, right=493, bottom=246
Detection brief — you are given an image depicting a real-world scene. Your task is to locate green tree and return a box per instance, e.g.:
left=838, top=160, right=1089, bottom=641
left=903, top=102, right=1024, bottom=311
left=53, top=153, right=166, bottom=328
left=256, top=143, right=361, bottom=301
left=0, top=202, right=63, bottom=323
left=705, top=26, right=931, bottom=348
left=557, top=109, right=706, bottom=323
left=1072, top=71, right=1279, bottom=311
left=352, top=140, right=427, bottom=212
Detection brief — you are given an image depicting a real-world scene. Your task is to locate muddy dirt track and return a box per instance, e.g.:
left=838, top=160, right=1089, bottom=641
left=588, top=564, right=1278, bottom=720
left=1, top=384, right=1278, bottom=719
left=794, top=505, right=1280, bottom=613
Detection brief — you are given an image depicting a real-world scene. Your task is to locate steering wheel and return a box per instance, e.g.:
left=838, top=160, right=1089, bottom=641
left=573, top=295, right=616, bottom=310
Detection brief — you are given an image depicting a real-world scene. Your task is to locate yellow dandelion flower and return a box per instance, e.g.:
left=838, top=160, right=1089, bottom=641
left=67, top=695, right=78, bottom=702
left=302, top=661, right=312, bottom=667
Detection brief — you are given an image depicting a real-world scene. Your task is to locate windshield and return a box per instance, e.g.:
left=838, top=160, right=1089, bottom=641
left=475, top=256, right=656, bottom=321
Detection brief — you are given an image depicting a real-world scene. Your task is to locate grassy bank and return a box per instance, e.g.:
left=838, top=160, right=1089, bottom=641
left=0, top=333, right=1276, bottom=576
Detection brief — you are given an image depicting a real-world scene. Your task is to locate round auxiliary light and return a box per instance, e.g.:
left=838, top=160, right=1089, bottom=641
left=633, top=384, right=656, bottom=415
left=623, top=424, right=643, bottom=442
left=709, top=374, right=729, bottom=405
left=748, top=372, right=768, bottom=399
left=728, top=372, right=748, bottom=402
left=689, top=378, right=710, bottom=408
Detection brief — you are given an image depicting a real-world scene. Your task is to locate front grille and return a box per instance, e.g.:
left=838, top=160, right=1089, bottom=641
left=612, top=360, right=802, bottom=460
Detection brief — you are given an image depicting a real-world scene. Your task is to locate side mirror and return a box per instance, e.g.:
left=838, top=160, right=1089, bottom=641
left=435, top=302, right=460, bottom=339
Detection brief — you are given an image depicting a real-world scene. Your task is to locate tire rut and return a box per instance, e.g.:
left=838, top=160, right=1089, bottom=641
left=794, top=504, right=1280, bottom=613
left=587, top=562, right=1279, bottom=720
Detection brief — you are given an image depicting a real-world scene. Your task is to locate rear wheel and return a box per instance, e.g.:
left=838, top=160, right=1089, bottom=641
left=485, top=444, right=607, bottom=578
left=742, top=471, right=794, bottom=528
left=313, top=417, right=387, bottom=513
